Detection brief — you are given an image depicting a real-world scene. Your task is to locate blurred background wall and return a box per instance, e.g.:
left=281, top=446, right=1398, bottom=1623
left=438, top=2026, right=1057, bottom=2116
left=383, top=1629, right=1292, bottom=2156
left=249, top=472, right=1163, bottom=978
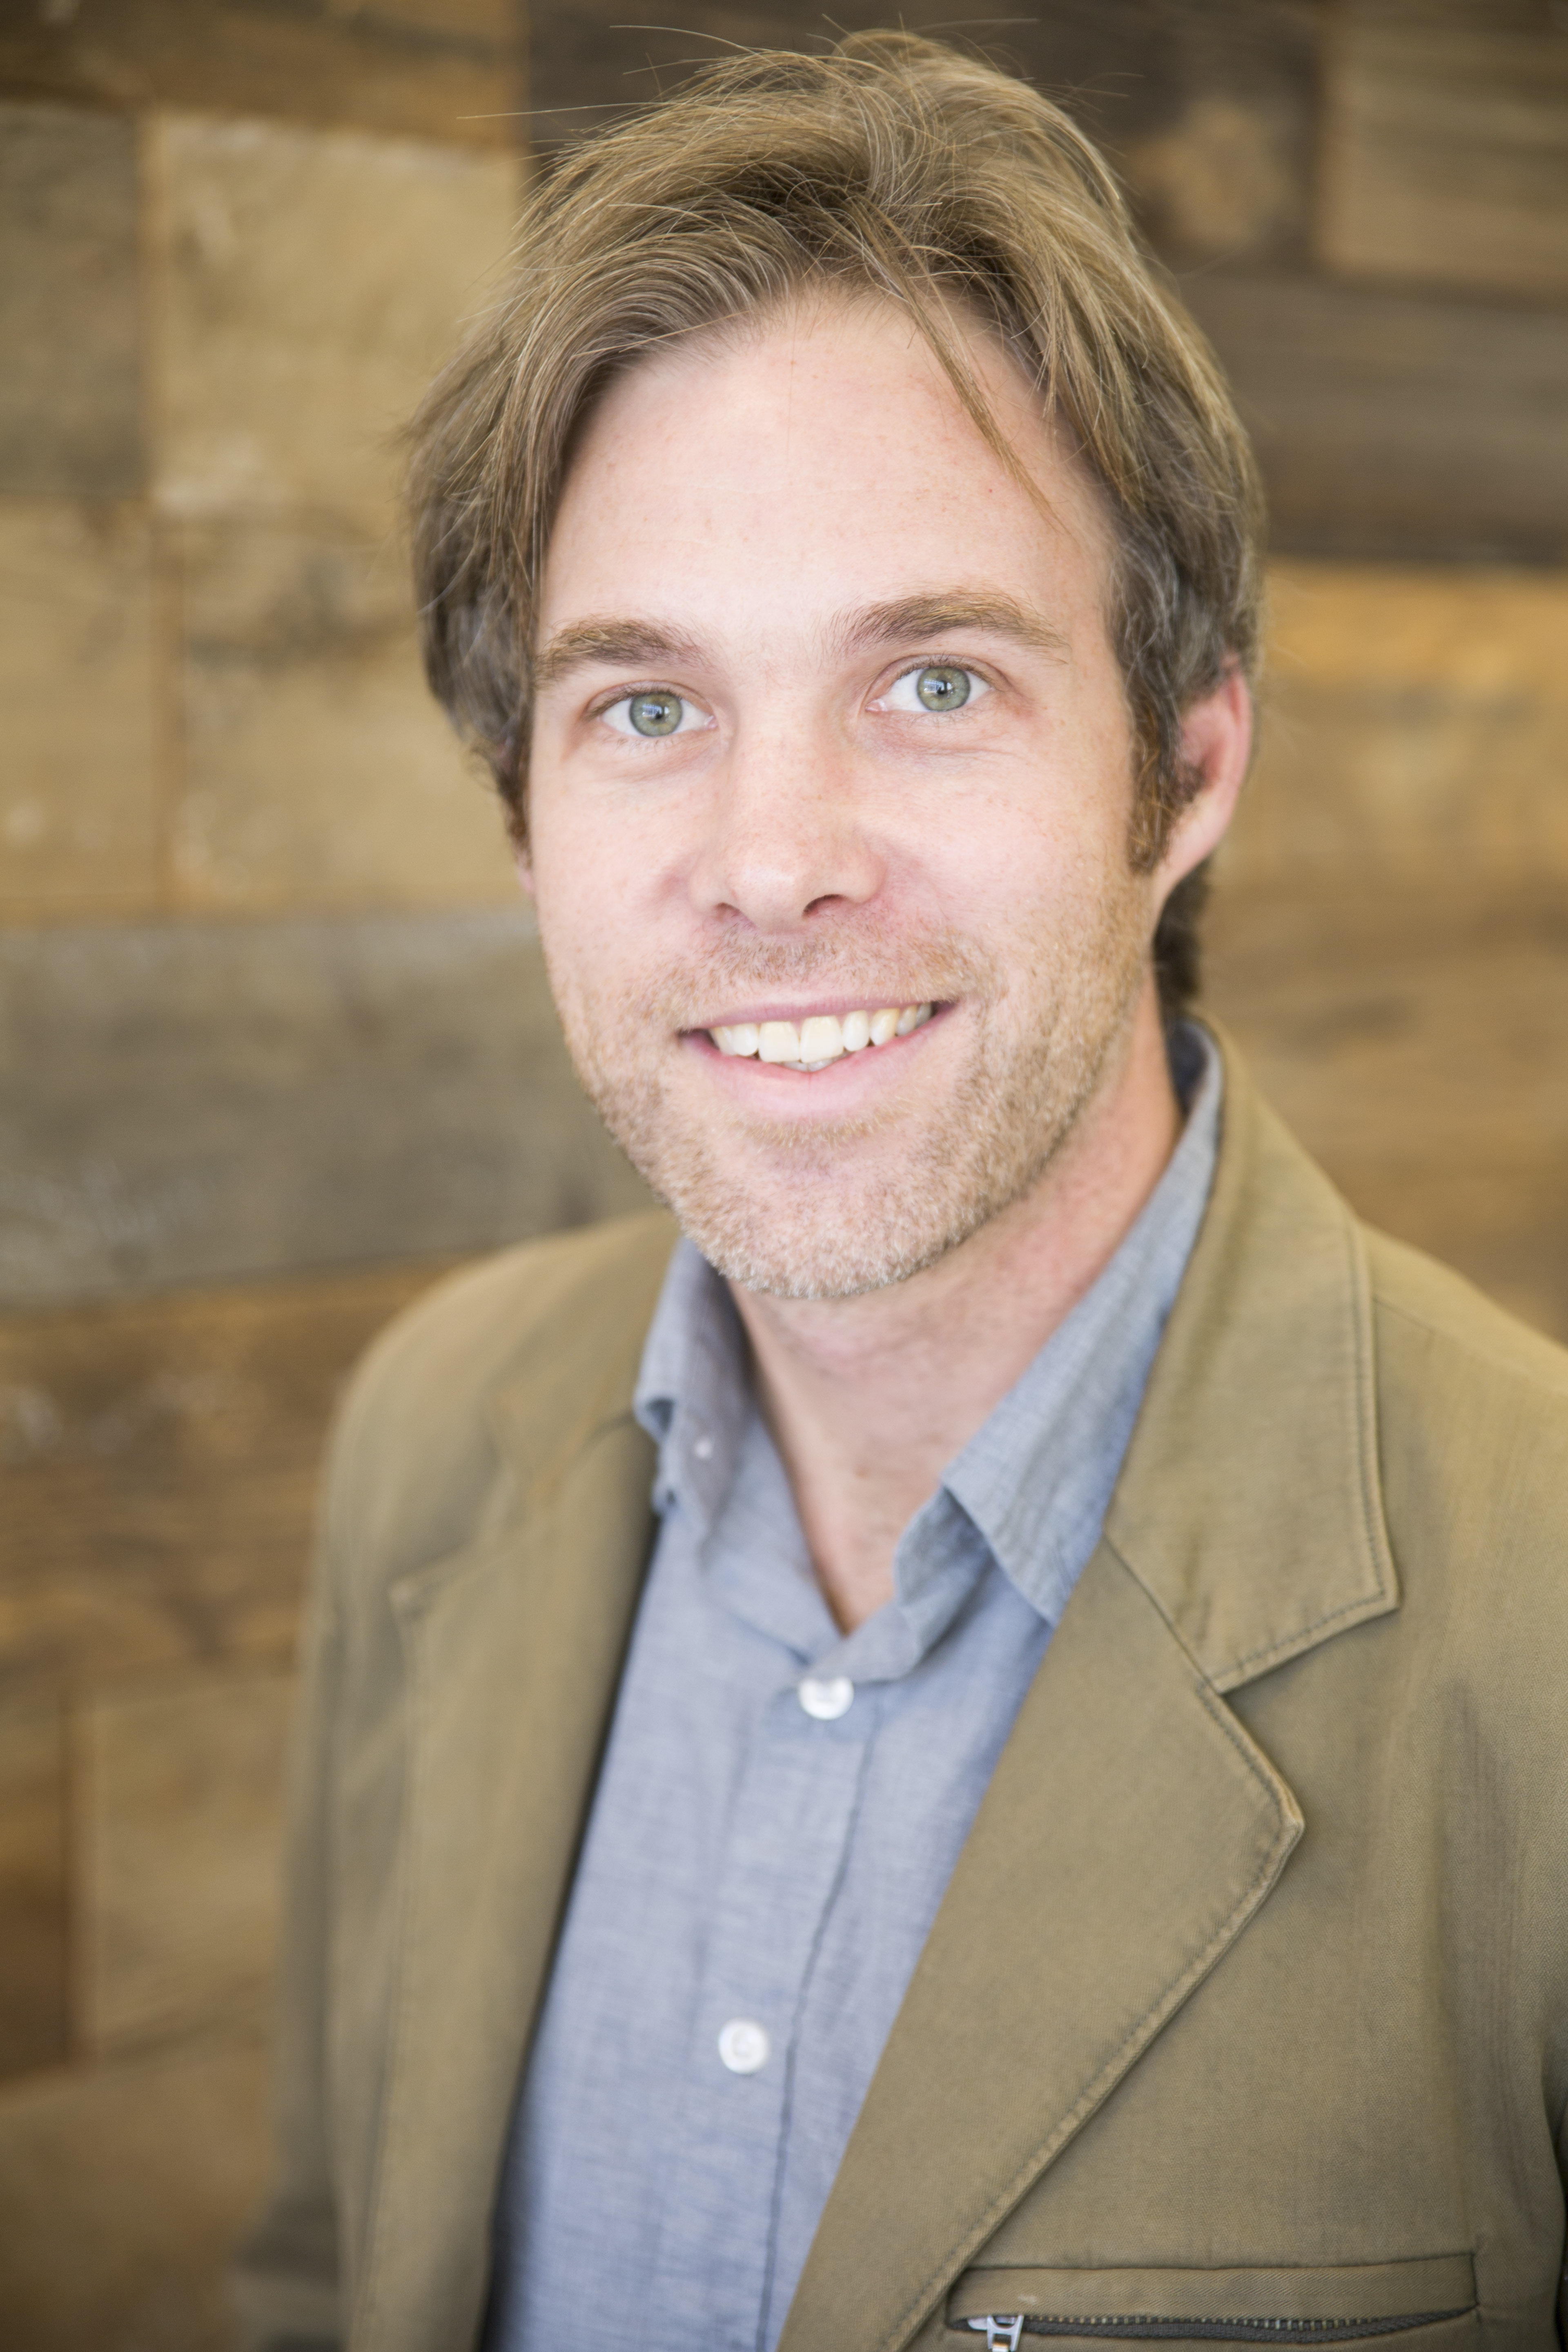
left=0, top=2, right=1565, bottom=2344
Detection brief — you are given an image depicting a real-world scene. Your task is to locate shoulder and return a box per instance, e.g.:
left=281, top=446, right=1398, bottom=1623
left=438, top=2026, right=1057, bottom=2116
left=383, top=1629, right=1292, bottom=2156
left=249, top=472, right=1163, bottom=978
left=322, top=1209, right=678, bottom=1587
left=1362, top=1223, right=1568, bottom=1653
left=1365, top=1222, right=1568, bottom=1444
left=346, top=1208, right=680, bottom=1416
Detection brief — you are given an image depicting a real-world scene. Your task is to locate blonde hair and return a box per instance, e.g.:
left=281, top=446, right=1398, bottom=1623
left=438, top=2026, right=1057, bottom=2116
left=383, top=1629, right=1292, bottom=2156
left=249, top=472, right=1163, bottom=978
left=408, top=31, right=1264, bottom=1008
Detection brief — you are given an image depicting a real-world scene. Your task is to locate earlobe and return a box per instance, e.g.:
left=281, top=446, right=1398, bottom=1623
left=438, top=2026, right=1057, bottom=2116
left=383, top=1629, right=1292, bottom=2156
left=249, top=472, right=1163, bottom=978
left=514, top=847, right=537, bottom=900
left=1160, top=669, right=1253, bottom=891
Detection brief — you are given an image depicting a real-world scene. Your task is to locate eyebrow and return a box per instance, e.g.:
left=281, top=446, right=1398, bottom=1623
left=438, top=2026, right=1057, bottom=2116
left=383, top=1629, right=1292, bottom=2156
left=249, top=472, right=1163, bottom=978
left=531, top=590, right=1069, bottom=693
left=531, top=620, right=704, bottom=694
left=829, top=591, right=1071, bottom=663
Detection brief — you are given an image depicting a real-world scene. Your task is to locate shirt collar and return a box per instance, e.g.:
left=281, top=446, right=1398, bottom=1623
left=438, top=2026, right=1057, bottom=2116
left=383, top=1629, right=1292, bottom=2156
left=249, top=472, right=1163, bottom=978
left=633, top=1232, right=751, bottom=1527
left=938, top=1021, right=1221, bottom=1626
left=634, top=1020, right=1223, bottom=1666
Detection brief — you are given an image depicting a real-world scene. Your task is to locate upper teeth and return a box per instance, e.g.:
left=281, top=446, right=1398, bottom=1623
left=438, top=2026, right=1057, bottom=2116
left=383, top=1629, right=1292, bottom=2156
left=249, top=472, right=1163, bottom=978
left=710, top=1003, right=933, bottom=1069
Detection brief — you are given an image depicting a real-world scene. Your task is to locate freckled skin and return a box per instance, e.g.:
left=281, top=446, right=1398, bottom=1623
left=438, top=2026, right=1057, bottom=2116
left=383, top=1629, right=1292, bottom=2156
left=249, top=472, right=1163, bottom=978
left=524, top=296, right=1252, bottom=1627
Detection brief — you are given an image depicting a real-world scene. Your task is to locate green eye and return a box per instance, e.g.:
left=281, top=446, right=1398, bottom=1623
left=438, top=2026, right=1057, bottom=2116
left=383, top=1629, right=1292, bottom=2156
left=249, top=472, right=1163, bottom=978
left=915, top=664, right=971, bottom=711
left=628, top=690, right=684, bottom=736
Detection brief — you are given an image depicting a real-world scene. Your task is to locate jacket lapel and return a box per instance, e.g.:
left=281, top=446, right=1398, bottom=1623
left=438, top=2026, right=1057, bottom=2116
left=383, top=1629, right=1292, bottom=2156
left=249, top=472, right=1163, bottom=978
left=778, top=1539, right=1302, bottom=2352
left=781, top=1040, right=1399, bottom=2352
left=354, top=1221, right=672, bottom=2352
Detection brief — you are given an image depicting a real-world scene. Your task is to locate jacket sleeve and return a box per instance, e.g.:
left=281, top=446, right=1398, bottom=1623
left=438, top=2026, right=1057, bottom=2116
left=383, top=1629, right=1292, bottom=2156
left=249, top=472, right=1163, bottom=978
left=230, top=1515, right=348, bottom=2350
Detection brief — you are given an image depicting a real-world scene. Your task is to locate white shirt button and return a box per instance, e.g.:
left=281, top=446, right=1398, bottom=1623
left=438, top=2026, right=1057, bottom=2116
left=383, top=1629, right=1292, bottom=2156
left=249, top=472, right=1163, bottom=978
left=692, top=1433, right=714, bottom=1461
left=717, top=2017, right=770, bottom=2074
left=798, top=1675, right=854, bottom=1721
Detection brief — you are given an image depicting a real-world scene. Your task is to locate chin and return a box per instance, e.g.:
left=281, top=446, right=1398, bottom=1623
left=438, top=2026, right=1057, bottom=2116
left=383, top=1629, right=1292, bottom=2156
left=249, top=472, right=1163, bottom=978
left=651, top=1141, right=1034, bottom=1299
left=610, top=1042, right=1114, bottom=1298
left=555, top=901, right=1150, bottom=1298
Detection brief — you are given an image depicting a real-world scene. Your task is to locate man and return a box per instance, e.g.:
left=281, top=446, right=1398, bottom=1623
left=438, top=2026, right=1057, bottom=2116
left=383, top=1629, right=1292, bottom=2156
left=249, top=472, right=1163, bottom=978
left=237, top=33, right=1568, bottom=2352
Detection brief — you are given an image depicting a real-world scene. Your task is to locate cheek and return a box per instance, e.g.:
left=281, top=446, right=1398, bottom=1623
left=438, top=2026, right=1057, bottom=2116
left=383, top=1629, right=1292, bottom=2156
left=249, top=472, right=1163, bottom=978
left=940, top=673, right=1137, bottom=914
left=526, top=799, right=612, bottom=971
left=930, top=775, right=1121, bottom=932
left=527, top=779, right=681, bottom=998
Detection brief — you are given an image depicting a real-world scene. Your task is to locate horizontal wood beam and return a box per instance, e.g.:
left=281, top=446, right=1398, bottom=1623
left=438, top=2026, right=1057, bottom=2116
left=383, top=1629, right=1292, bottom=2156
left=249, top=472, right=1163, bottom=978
left=1184, top=272, right=1568, bottom=564
left=0, top=910, right=651, bottom=1307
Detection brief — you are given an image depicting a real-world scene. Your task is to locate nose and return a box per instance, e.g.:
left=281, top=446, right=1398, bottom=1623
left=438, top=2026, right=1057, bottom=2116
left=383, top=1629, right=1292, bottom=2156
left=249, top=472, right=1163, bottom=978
left=688, top=713, right=886, bottom=933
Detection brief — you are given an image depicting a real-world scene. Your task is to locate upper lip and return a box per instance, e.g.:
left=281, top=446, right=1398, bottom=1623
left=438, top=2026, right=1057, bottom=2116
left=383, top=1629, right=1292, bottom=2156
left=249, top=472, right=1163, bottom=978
left=685, top=995, right=940, bottom=1029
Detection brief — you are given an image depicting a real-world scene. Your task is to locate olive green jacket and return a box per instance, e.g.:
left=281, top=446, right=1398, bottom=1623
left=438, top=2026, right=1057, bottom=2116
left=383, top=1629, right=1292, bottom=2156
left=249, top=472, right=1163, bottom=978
left=236, top=1042, right=1568, bottom=2352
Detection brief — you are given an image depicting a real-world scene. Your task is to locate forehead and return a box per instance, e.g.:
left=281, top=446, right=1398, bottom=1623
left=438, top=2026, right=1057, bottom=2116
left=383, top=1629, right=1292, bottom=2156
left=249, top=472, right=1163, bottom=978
left=539, top=295, right=1114, bottom=639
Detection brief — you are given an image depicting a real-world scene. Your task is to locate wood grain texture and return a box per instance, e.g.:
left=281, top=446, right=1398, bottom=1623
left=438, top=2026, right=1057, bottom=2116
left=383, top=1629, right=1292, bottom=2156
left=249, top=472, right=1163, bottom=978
left=81, top=1667, right=293, bottom=2053
left=172, top=515, right=517, bottom=910
left=0, top=104, right=142, bottom=499
left=0, top=912, right=652, bottom=1304
left=1322, top=0, right=1568, bottom=304
left=1181, top=272, right=1568, bottom=564
left=1205, top=883, right=1568, bottom=1344
left=150, top=113, right=521, bottom=532
left=1236, top=562, right=1568, bottom=891
left=0, top=1692, right=69, bottom=2079
left=0, top=2030, right=269, bottom=2352
left=0, top=0, right=522, bottom=151
left=0, top=500, right=162, bottom=918
left=0, top=1262, right=444, bottom=1689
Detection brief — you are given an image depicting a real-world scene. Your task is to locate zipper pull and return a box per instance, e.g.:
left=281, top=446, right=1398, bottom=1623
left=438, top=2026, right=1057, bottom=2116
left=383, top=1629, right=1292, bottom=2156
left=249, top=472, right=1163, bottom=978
left=966, top=2322, right=1025, bottom=2351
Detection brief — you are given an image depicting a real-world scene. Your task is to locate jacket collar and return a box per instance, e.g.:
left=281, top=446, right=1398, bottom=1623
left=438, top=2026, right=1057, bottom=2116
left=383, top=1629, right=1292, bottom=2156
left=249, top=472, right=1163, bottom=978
left=1104, top=1020, right=1397, bottom=1691
left=481, top=1216, right=672, bottom=1512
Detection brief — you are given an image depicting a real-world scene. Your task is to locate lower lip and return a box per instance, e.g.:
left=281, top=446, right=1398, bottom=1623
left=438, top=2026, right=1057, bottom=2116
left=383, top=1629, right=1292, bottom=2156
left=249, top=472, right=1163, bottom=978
left=684, top=1008, right=948, bottom=1085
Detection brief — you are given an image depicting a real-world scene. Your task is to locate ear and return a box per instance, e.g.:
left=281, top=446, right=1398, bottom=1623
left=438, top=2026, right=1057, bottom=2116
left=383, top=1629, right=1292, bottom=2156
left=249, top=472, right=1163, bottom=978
left=513, top=845, right=537, bottom=900
left=1156, top=668, right=1253, bottom=900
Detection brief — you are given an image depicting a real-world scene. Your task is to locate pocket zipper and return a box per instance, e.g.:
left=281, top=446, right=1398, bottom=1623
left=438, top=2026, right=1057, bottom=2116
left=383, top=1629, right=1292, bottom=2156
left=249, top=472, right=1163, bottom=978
left=964, top=2315, right=1468, bottom=2345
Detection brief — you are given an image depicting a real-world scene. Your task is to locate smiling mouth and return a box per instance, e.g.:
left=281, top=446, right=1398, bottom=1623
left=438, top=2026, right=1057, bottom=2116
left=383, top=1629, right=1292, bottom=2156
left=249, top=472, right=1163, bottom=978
left=707, top=1002, right=935, bottom=1071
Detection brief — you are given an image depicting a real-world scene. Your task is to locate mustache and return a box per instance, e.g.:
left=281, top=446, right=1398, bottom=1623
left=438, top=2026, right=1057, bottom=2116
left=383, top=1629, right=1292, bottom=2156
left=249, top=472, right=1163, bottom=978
left=634, top=921, right=999, bottom=1030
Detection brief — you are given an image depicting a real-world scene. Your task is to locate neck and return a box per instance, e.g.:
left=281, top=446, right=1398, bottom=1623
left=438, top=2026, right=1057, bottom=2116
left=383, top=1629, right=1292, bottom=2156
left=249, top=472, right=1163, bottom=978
left=729, top=980, right=1183, bottom=1631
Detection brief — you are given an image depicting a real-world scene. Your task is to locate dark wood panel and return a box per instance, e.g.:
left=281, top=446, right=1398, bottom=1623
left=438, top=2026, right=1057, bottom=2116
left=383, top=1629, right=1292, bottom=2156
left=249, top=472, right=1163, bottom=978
left=0, top=0, right=522, bottom=150
left=0, top=105, right=142, bottom=499
left=0, top=1262, right=443, bottom=1689
left=0, top=911, right=652, bottom=1305
left=1182, top=272, right=1568, bottom=564
left=528, top=0, right=1320, bottom=265
left=0, top=1693, right=68, bottom=2079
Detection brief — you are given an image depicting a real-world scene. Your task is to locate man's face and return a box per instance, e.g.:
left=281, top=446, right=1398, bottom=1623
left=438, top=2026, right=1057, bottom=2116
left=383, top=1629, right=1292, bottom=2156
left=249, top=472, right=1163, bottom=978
left=526, top=297, right=1184, bottom=1299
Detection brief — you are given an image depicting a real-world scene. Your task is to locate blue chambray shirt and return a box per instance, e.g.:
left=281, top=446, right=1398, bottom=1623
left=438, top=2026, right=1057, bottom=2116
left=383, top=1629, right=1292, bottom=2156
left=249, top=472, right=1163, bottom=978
left=486, top=1025, right=1222, bottom=2352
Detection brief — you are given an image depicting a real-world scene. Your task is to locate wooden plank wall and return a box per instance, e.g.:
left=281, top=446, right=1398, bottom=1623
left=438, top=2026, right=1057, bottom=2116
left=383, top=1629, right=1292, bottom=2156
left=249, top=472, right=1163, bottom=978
left=2, top=3, right=1566, bottom=2344
left=0, top=10, right=540, bottom=2347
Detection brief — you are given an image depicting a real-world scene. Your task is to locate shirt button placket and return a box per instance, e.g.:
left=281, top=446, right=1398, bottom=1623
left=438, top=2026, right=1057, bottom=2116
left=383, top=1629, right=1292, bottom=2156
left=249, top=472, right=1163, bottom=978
left=674, top=1682, right=870, bottom=2333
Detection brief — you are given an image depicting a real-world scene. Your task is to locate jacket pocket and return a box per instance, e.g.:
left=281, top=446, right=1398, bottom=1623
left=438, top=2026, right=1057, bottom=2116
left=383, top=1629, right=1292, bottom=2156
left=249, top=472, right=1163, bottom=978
left=947, top=2256, right=1477, bottom=2347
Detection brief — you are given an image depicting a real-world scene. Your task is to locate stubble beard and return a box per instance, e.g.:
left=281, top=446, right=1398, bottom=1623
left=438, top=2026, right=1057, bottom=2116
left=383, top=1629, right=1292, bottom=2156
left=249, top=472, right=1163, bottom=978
left=543, top=890, right=1150, bottom=1301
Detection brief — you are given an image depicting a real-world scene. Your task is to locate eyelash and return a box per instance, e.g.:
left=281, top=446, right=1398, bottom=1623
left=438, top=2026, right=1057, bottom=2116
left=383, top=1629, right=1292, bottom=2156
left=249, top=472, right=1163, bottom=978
left=880, top=659, right=993, bottom=710
left=594, top=685, right=708, bottom=734
left=588, top=658, right=995, bottom=730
